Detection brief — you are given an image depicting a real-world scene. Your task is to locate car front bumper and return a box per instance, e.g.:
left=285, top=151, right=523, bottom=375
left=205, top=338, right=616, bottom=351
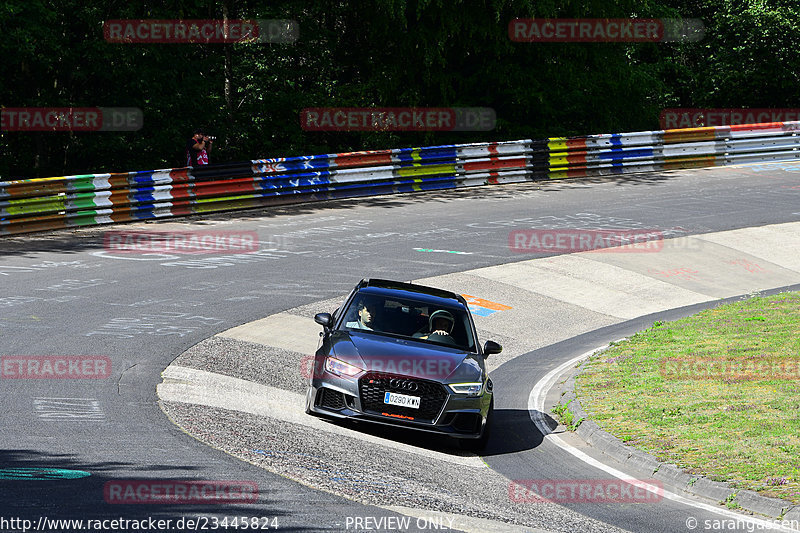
left=306, top=372, right=492, bottom=439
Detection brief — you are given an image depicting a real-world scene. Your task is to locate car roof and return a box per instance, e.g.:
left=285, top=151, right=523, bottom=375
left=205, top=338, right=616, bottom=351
left=355, top=278, right=467, bottom=308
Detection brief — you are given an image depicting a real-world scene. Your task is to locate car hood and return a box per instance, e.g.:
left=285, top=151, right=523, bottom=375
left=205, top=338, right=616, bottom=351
left=328, top=331, right=483, bottom=382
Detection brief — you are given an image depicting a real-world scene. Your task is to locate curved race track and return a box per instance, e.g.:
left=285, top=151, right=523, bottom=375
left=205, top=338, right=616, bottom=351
left=1, top=162, right=800, bottom=532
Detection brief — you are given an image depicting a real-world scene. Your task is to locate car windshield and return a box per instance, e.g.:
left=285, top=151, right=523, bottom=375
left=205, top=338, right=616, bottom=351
left=340, top=293, right=476, bottom=351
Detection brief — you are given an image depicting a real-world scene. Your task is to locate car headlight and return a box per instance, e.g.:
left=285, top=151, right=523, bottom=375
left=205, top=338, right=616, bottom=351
left=448, top=382, right=484, bottom=396
left=325, top=357, right=362, bottom=377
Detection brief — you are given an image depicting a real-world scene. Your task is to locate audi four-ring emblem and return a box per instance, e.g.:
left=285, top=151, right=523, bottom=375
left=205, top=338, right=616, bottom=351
left=388, top=378, right=419, bottom=392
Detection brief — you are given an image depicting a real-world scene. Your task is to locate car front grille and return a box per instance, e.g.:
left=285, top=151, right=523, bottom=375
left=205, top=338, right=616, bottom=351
left=359, top=372, right=447, bottom=422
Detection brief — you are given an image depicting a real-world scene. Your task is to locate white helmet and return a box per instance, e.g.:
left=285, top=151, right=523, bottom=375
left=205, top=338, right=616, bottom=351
left=429, top=309, right=455, bottom=333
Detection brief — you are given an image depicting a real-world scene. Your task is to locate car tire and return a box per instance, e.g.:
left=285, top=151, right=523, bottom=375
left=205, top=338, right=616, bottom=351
left=460, top=397, right=493, bottom=452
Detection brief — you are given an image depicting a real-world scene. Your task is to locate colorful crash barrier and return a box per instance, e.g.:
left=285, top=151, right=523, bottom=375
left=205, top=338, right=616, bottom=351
left=2, top=121, right=800, bottom=235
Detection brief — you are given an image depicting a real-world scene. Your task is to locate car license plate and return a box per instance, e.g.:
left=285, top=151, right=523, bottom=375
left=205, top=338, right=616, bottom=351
left=384, top=392, right=420, bottom=409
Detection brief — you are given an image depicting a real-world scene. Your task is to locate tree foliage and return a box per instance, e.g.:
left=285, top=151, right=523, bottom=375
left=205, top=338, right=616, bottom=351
left=1, top=0, right=797, bottom=178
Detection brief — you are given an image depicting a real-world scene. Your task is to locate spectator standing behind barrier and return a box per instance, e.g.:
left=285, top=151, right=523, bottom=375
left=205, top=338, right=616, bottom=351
left=186, top=128, right=212, bottom=166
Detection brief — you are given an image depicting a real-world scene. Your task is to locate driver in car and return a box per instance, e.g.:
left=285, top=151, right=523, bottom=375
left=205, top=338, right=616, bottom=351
left=414, top=309, right=456, bottom=344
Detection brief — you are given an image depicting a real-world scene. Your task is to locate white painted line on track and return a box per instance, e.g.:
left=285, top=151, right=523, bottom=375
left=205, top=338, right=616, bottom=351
left=528, top=348, right=800, bottom=532
left=90, top=250, right=179, bottom=261
left=158, top=365, right=485, bottom=468
left=217, top=312, right=321, bottom=354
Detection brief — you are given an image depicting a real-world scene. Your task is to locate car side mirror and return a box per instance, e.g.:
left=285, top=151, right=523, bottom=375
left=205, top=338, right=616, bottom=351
left=483, top=340, right=503, bottom=357
left=314, top=312, right=332, bottom=328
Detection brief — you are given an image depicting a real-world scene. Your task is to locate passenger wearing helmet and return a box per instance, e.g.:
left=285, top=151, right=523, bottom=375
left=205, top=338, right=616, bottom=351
left=413, top=309, right=457, bottom=345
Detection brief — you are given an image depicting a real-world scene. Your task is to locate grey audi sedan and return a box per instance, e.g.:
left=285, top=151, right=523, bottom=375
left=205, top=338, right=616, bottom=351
left=305, top=278, right=502, bottom=450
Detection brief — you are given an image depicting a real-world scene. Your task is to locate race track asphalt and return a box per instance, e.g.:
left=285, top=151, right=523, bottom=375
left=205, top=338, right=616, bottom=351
left=2, top=162, right=799, bottom=532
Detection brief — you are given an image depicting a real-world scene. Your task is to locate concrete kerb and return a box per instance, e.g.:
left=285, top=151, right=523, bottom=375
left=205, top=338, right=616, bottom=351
left=735, top=490, right=794, bottom=520
left=785, top=507, right=800, bottom=522
left=555, top=348, right=798, bottom=520
left=653, top=463, right=694, bottom=490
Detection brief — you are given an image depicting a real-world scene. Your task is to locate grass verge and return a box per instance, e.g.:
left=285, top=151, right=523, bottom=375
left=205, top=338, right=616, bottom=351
left=575, top=291, right=800, bottom=502
left=552, top=399, right=584, bottom=431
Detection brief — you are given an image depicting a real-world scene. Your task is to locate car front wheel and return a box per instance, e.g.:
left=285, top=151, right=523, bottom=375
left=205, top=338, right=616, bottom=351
left=459, top=397, right=493, bottom=452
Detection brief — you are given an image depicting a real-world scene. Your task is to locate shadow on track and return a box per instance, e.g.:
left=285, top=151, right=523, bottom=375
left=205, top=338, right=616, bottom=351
left=480, top=408, right=558, bottom=457
left=312, top=407, right=556, bottom=459
left=0, top=449, right=310, bottom=532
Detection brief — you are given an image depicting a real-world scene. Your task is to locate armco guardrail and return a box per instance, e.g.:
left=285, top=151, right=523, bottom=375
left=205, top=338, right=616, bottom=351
left=2, top=121, right=800, bottom=236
